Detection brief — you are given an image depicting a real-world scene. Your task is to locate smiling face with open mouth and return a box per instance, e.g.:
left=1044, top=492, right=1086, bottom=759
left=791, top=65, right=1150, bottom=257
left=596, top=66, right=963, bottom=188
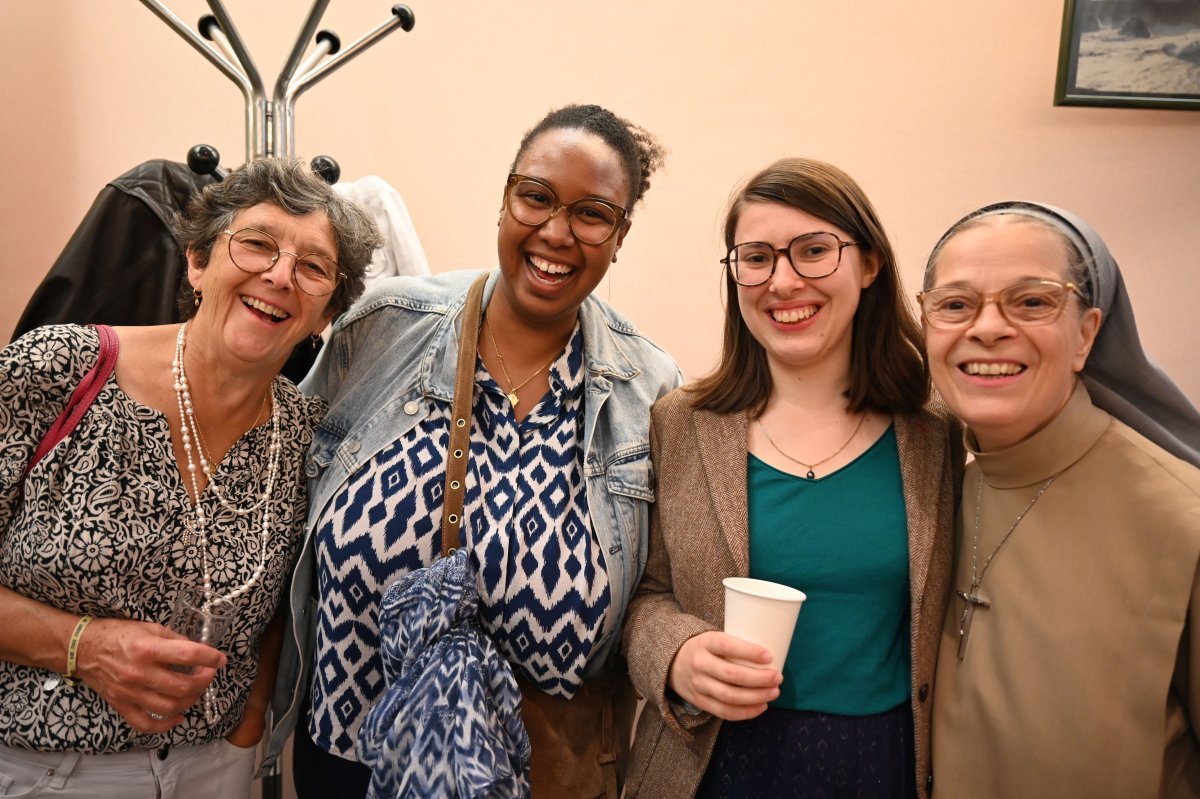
left=492, top=127, right=631, bottom=336
left=734, top=201, right=878, bottom=384
left=186, top=202, right=336, bottom=372
left=924, top=220, right=1102, bottom=451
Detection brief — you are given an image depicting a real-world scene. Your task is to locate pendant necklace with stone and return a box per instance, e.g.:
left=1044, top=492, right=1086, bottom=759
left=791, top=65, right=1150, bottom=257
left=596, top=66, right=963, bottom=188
left=757, top=411, right=866, bottom=480
left=483, top=316, right=557, bottom=408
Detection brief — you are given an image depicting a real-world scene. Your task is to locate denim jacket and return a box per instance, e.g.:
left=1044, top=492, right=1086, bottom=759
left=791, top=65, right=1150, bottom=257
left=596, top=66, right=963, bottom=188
left=263, top=269, right=681, bottom=768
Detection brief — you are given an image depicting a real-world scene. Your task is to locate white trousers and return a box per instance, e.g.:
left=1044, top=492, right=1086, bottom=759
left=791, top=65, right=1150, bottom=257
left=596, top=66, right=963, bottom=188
left=0, top=739, right=255, bottom=798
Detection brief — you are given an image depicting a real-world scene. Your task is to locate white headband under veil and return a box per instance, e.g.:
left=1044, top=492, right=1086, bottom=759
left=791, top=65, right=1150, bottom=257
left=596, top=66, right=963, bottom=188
left=924, top=200, right=1200, bottom=468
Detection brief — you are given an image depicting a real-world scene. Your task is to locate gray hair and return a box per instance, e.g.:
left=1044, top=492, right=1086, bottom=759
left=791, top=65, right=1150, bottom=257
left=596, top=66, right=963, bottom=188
left=923, top=200, right=1200, bottom=468
left=173, top=158, right=382, bottom=317
left=922, top=203, right=1095, bottom=307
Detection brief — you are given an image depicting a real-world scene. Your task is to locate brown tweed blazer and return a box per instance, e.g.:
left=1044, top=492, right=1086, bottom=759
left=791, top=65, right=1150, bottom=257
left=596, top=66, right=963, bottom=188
left=621, top=387, right=963, bottom=799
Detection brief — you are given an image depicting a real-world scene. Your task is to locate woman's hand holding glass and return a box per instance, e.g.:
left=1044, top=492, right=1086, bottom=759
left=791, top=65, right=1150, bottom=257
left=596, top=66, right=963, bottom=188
left=667, top=631, right=782, bottom=721
left=74, top=616, right=226, bottom=733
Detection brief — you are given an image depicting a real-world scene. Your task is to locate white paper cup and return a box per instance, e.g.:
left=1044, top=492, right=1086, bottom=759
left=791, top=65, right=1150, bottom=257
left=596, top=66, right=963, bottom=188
left=723, top=577, right=806, bottom=672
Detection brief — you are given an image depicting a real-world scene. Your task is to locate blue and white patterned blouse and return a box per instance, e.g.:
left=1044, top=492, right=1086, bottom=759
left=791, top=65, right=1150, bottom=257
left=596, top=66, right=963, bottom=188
left=308, top=325, right=611, bottom=758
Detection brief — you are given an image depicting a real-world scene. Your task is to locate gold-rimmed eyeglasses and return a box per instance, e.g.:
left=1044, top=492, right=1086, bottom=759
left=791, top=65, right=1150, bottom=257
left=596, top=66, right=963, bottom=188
left=722, top=232, right=858, bottom=286
left=917, top=279, right=1087, bottom=330
left=504, top=174, right=628, bottom=246
left=221, top=228, right=343, bottom=297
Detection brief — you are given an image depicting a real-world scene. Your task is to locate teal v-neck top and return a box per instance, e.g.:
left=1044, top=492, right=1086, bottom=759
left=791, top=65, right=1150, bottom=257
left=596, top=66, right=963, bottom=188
left=747, top=424, right=911, bottom=714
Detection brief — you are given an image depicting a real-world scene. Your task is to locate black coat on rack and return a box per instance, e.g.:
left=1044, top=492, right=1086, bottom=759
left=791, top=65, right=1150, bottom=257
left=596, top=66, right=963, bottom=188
left=14, top=158, right=319, bottom=383
left=15, top=160, right=212, bottom=337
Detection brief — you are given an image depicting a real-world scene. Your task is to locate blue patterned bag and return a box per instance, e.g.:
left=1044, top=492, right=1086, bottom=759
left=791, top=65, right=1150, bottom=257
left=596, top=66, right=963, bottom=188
left=357, top=547, right=532, bottom=799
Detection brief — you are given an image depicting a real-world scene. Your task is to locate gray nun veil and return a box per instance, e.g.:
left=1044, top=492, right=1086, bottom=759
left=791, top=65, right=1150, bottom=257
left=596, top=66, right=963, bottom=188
left=924, top=200, right=1200, bottom=468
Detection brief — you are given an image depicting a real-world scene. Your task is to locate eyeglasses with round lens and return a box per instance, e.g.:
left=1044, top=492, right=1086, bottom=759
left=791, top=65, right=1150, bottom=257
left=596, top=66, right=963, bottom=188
left=222, top=228, right=343, bottom=297
left=917, top=279, right=1087, bottom=330
left=504, top=174, right=628, bottom=246
left=721, top=232, right=858, bottom=287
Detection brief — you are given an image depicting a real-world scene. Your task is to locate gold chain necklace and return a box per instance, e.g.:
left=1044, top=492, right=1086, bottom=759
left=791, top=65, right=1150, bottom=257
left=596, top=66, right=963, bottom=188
left=756, top=412, right=866, bottom=480
left=955, top=470, right=1060, bottom=659
left=194, top=389, right=269, bottom=473
left=483, top=317, right=557, bottom=409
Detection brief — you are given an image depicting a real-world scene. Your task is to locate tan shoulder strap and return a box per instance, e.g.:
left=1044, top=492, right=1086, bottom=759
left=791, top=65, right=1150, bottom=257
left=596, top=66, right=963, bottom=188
left=439, top=274, right=488, bottom=557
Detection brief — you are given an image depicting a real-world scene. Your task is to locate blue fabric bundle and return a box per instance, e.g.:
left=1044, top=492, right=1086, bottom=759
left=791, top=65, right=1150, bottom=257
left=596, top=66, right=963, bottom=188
left=357, top=548, right=531, bottom=798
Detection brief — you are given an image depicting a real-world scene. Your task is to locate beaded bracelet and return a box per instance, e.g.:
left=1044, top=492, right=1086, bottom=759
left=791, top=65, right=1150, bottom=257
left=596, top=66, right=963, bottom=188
left=63, top=614, right=94, bottom=687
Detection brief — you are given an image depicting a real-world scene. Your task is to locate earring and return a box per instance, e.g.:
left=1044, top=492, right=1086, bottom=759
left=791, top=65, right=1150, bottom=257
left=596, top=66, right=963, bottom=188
left=193, top=288, right=202, bottom=307
left=611, top=254, right=618, bottom=264
left=310, top=333, right=321, bottom=350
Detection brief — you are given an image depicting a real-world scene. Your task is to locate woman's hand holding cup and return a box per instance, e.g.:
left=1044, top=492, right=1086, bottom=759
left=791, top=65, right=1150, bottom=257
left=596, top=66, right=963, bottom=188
left=668, top=631, right=782, bottom=721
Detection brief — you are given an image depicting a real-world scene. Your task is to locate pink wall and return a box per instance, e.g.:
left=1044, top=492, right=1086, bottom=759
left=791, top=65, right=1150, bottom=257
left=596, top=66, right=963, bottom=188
left=1, top=3, right=1198, bottom=796
left=3, top=0, right=1198, bottom=410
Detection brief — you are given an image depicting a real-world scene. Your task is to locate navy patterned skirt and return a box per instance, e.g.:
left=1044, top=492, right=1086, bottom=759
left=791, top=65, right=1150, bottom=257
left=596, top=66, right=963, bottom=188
left=695, top=701, right=917, bottom=799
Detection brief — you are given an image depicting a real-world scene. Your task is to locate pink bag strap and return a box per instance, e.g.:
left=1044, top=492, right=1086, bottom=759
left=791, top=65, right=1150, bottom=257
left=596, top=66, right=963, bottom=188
left=23, top=324, right=119, bottom=480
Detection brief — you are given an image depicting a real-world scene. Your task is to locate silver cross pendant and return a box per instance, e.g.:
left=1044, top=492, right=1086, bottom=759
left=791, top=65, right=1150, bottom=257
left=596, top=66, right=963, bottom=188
left=956, top=589, right=991, bottom=660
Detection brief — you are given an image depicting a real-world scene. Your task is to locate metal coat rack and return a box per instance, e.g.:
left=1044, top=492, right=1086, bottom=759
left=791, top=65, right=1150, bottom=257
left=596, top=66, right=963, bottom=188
left=139, top=0, right=415, bottom=179
left=133, top=3, right=416, bottom=795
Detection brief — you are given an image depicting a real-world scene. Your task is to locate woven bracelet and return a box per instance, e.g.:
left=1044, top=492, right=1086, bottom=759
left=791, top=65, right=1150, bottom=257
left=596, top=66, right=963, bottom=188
left=63, top=614, right=94, bottom=687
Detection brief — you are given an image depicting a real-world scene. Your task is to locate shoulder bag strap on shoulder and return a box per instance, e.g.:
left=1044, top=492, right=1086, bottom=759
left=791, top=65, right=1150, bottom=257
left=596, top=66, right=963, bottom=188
left=23, top=324, right=119, bottom=480
left=439, top=275, right=488, bottom=556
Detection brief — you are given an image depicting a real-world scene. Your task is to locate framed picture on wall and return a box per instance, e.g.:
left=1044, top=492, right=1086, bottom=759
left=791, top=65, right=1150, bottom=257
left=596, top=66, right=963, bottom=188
left=1055, top=0, right=1200, bottom=110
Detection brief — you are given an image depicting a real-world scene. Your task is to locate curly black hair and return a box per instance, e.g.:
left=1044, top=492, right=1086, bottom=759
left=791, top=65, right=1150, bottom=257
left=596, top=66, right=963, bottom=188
left=509, top=104, right=665, bottom=212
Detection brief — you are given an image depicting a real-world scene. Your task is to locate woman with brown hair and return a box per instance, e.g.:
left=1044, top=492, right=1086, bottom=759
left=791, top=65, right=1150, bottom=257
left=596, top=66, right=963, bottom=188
left=622, top=158, right=962, bottom=798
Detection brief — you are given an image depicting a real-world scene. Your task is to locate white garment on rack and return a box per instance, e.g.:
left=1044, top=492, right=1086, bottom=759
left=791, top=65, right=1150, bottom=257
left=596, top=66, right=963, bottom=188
left=333, top=175, right=431, bottom=293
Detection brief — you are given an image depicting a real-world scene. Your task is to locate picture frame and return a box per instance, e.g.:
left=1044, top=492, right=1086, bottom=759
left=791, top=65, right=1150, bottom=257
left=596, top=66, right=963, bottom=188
left=1055, top=0, right=1200, bottom=110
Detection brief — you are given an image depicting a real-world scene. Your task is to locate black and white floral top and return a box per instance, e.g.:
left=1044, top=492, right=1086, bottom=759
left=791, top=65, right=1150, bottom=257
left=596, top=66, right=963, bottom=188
left=0, top=325, right=323, bottom=754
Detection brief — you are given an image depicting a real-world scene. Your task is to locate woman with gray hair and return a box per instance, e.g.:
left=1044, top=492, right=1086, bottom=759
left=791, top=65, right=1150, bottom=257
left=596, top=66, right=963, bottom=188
left=920, top=201, right=1200, bottom=798
left=0, top=158, right=379, bottom=797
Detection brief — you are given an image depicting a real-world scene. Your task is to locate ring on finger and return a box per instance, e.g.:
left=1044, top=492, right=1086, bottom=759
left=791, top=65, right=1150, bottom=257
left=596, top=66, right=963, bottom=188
left=147, top=711, right=167, bottom=720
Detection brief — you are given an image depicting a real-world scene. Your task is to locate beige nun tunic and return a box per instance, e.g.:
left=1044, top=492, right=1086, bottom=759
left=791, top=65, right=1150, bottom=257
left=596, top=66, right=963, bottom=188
left=932, top=383, right=1200, bottom=798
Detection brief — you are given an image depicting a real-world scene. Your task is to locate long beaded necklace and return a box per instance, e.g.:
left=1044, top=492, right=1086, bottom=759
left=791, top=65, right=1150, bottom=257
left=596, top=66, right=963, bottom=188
left=172, top=322, right=282, bottom=723
left=757, top=412, right=866, bottom=480
left=954, top=471, right=1060, bottom=659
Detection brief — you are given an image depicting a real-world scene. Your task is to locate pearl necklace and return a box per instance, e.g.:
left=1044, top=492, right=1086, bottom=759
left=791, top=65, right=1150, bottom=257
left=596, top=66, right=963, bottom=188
left=172, top=322, right=282, bottom=723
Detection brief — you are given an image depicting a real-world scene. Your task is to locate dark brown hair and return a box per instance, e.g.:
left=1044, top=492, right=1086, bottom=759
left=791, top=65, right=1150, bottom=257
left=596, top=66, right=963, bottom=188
left=690, top=157, right=928, bottom=416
